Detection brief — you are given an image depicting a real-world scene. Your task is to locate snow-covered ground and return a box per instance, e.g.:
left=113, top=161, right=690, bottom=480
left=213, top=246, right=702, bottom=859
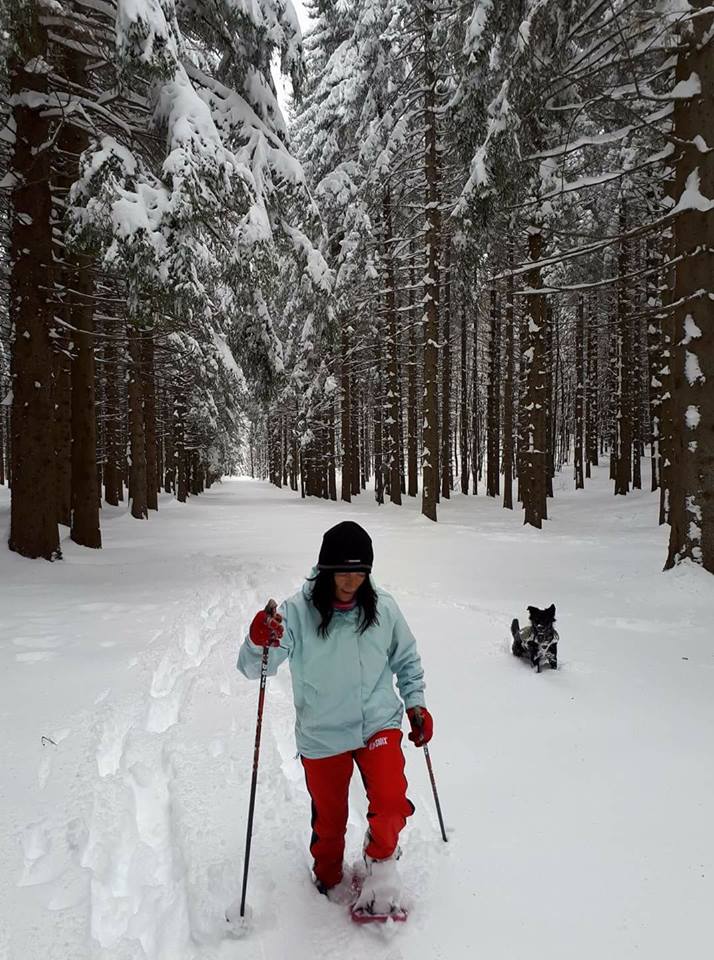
left=1, top=467, right=712, bottom=960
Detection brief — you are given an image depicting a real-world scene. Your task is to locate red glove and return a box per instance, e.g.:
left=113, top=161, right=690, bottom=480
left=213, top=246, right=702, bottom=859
left=249, top=610, right=284, bottom=647
left=407, top=706, right=433, bottom=747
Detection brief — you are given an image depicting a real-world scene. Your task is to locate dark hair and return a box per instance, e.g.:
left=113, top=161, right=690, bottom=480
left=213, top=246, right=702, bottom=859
left=309, top=569, right=379, bottom=637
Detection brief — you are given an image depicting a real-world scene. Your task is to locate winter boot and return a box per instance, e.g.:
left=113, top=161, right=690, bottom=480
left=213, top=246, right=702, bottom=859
left=314, top=871, right=355, bottom=905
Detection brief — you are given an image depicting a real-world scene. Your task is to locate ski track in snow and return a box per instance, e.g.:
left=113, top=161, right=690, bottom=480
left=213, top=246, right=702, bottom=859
left=70, top=557, right=426, bottom=960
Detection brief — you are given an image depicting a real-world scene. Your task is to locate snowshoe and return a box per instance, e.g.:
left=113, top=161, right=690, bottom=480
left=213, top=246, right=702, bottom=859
left=350, top=855, right=407, bottom=924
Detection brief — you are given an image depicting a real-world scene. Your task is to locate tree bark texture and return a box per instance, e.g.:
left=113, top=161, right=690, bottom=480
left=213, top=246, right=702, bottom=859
left=141, top=330, right=159, bottom=512
left=383, top=188, right=402, bottom=505
left=486, top=288, right=501, bottom=497
left=440, top=236, right=451, bottom=499
left=575, top=294, right=585, bottom=489
left=503, top=265, right=514, bottom=509
left=421, top=0, right=440, bottom=522
left=614, top=200, right=632, bottom=495
left=666, top=9, right=714, bottom=571
left=340, top=323, right=352, bottom=503
left=127, top=324, right=148, bottom=518
left=521, top=230, right=548, bottom=529
left=8, top=15, right=61, bottom=560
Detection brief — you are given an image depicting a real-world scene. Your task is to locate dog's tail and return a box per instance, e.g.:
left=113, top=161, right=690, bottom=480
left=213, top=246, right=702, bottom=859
left=510, top=618, right=523, bottom=657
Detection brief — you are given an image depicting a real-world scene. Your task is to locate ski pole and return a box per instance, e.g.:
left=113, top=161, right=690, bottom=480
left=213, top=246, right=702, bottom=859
left=239, top=599, right=278, bottom=918
left=414, top=709, right=448, bottom=843
left=422, top=743, right=448, bottom=842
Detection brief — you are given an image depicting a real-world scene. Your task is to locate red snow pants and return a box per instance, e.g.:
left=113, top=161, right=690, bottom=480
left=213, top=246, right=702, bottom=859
left=301, top=729, right=414, bottom=889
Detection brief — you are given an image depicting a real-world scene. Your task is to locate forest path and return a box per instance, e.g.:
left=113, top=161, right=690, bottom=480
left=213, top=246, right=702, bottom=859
left=1, top=474, right=712, bottom=960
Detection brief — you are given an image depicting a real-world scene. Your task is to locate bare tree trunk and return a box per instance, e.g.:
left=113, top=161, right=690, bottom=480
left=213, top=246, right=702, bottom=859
left=545, top=305, right=555, bottom=499
left=351, top=370, right=361, bottom=495
left=647, top=259, right=663, bottom=493
left=69, top=255, right=101, bottom=547
left=471, top=279, right=480, bottom=495
left=521, top=230, right=548, bottom=529
left=460, top=290, right=469, bottom=494
left=440, top=236, right=451, bottom=499
left=375, top=351, right=385, bottom=505
left=407, top=248, right=419, bottom=496
left=383, top=187, right=402, bottom=505
left=632, top=311, right=643, bottom=491
left=503, top=265, right=515, bottom=509
left=142, top=329, right=159, bottom=511
left=614, top=200, right=632, bottom=496
left=103, top=332, right=121, bottom=505
left=291, top=399, right=299, bottom=491
left=486, top=288, right=501, bottom=497
left=328, top=402, right=337, bottom=501
left=575, top=294, right=585, bottom=489
left=585, top=294, right=599, bottom=474
left=421, top=0, right=440, bottom=522
left=51, top=41, right=102, bottom=548
left=127, top=323, right=148, bottom=518
left=53, top=347, right=72, bottom=526
left=8, top=14, right=61, bottom=560
left=340, top=323, right=352, bottom=502
left=279, top=417, right=286, bottom=488
left=0, top=402, right=5, bottom=486
left=666, top=9, right=714, bottom=571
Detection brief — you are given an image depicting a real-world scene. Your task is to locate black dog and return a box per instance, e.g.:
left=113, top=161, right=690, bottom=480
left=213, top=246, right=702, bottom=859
left=511, top=604, right=558, bottom=672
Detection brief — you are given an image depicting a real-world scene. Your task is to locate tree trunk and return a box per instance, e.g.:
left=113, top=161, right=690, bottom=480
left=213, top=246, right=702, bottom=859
left=647, top=264, right=663, bottom=493
left=127, top=324, right=148, bottom=518
left=471, top=278, right=480, bottom=495
left=486, top=288, right=501, bottom=497
left=8, top=15, right=61, bottom=560
left=585, top=294, right=599, bottom=473
left=340, top=324, right=352, bottom=502
left=521, top=230, right=548, bottom=528
left=383, top=188, right=402, bottom=505
left=375, top=351, right=384, bottom=505
left=420, top=0, right=440, bottom=522
left=291, top=399, right=299, bottom=491
left=407, top=247, right=419, bottom=496
left=142, top=329, right=159, bottom=511
left=614, top=200, right=632, bottom=495
left=69, top=255, right=101, bottom=547
left=53, top=347, right=72, bottom=526
left=440, top=236, right=451, bottom=499
left=351, top=369, right=361, bottom=495
left=545, top=305, right=555, bottom=499
left=460, top=292, right=469, bottom=495
left=503, top=264, right=515, bottom=509
left=0, top=402, right=5, bottom=486
left=328, top=402, right=337, bottom=502
left=632, top=311, right=643, bottom=491
left=666, top=9, right=714, bottom=571
left=103, top=332, right=121, bottom=504
left=575, top=294, right=585, bottom=489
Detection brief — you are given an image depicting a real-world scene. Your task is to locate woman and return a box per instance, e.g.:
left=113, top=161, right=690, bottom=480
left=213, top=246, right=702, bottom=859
left=237, top=520, right=433, bottom=916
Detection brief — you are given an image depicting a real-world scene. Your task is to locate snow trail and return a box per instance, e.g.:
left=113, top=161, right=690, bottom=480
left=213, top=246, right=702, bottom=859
left=1, top=472, right=712, bottom=959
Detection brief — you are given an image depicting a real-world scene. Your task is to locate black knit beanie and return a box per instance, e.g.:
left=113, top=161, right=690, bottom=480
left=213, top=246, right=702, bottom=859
left=317, top=521, right=373, bottom=573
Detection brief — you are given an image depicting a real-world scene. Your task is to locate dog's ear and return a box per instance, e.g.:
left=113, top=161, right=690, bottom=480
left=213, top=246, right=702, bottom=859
left=527, top=605, right=538, bottom=619
left=547, top=603, right=556, bottom=618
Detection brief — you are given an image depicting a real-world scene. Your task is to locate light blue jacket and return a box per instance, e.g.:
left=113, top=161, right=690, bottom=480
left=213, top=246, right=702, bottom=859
left=237, top=570, right=426, bottom=759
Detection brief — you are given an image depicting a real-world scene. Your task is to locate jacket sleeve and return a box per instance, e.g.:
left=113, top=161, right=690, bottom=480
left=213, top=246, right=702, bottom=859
left=236, top=601, right=293, bottom=679
left=388, top=601, right=426, bottom=710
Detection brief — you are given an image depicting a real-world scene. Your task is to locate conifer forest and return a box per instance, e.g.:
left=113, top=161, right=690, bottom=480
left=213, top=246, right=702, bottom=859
left=1, top=0, right=712, bottom=573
